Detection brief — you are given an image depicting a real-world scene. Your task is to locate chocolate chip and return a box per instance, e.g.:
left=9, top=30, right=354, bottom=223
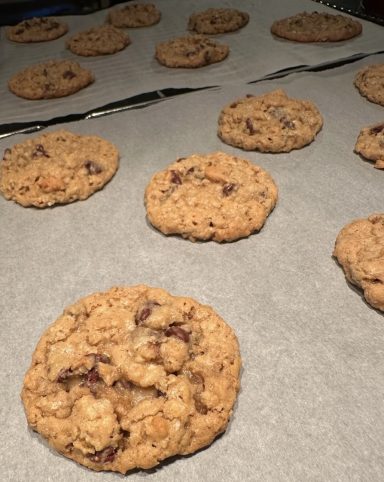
left=3, top=148, right=11, bottom=159
left=282, top=117, right=295, bottom=129
left=223, top=183, right=235, bottom=196
left=176, top=157, right=186, bottom=163
left=246, top=118, right=256, bottom=135
left=194, top=394, right=208, bottom=414
left=186, top=306, right=195, bottom=320
left=95, top=353, right=110, bottom=364
left=88, top=446, right=117, bottom=464
left=32, top=144, right=49, bottom=158
left=246, top=94, right=255, bottom=98
left=186, top=49, right=197, bottom=58
left=230, top=102, right=238, bottom=108
left=63, top=70, right=76, bottom=80
left=83, top=367, right=99, bottom=388
left=189, top=372, right=204, bottom=385
left=57, top=368, right=73, bottom=383
left=87, top=353, right=110, bottom=364
left=187, top=167, right=195, bottom=174
left=370, top=124, right=384, bottom=135
left=15, top=28, right=24, bottom=34
left=115, top=379, right=132, bottom=390
left=165, top=326, right=190, bottom=342
left=170, top=170, right=182, bottom=185
left=204, top=51, right=211, bottom=63
left=135, top=301, right=160, bottom=325
left=84, top=160, right=103, bottom=175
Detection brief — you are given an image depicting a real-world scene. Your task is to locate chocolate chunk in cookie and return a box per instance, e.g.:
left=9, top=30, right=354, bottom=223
left=67, top=25, right=131, bottom=56
left=271, top=11, right=362, bottom=42
left=333, top=214, right=384, bottom=311
left=155, top=34, right=229, bottom=68
left=21, top=285, right=241, bottom=473
left=0, top=130, right=119, bottom=207
left=188, top=8, right=249, bottom=34
left=108, top=3, right=161, bottom=28
left=354, top=64, right=384, bottom=107
left=218, top=89, right=323, bottom=153
left=144, top=152, right=277, bottom=242
left=355, top=123, right=384, bottom=169
left=6, top=17, right=68, bottom=42
left=8, top=59, right=94, bottom=100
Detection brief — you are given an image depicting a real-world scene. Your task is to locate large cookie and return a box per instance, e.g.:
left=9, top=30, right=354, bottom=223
left=21, top=285, right=241, bottom=473
left=67, top=25, right=131, bottom=56
left=0, top=130, right=119, bottom=207
left=333, top=214, right=384, bottom=311
left=188, top=8, right=249, bottom=34
left=155, top=34, right=229, bottom=68
left=6, top=17, right=68, bottom=42
left=271, top=11, right=362, bottom=42
left=145, top=152, right=277, bottom=242
left=354, top=64, right=384, bottom=107
left=355, top=123, right=384, bottom=169
left=108, top=3, right=161, bottom=28
left=218, top=89, right=323, bottom=153
left=8, top=60, right=94, bottom=100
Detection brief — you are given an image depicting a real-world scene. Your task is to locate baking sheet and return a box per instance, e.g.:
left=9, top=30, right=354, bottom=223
left=1, top=0, right=384, bottom=126
left=1, top=53, right=384, bottom=481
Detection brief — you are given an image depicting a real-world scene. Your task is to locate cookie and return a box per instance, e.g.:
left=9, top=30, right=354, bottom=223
left=333, top=214, right=384, bottom=311
left=271, top=11, right=362, bottom=42
left=188, top=8, right=249, bottom=34
left=108, top=3, right=161, bottom=28
left=0, top=130, right=119, bottom=207
left=21, top=285, right=241, bottom=473
left=218, top=89, right=323, bottom=153
left=155, top=34, right=229, bottom=68
left=354, top=64, right=384, bottom=107
left=8, top=60, right=94, bottom=100
left=6, top=17, right=68, bottom=42
left=144, top=152, right=277, bottom=242
left=355, top=123, right=384, bottom=169
left=66, top=25, right=131, bottom=56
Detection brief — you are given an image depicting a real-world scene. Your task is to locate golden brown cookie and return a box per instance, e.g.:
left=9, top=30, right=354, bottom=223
left=333, top=214, right=384, bottom=311
left=355, top=123, right=384, bottom=169
left=155, top=34, right=229, bottom=68
left=188, top=8, right=249, bottom=34
left=144, top=152, right=278, bottom=242
left=354, top=64, right=384, bottom=107
left=271, top=11, right=362, bottom=42
left=66, top=24, right=131, bottom=56
left=21, top=285, right=241, bottom=473
left=108, top=3, right=161, bottom=28
left=0, top=130, right=119, bottom=207
left=218, top=89, right=323, bottom=153
left=6, top=17, right=68, bottom=42
left=8, top=60, right=94, bottom=100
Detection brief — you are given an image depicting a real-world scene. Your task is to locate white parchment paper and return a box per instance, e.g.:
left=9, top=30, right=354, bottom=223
left=1, top=53, right=384, bottom=482
left=1, top=0, right=383, bottom=125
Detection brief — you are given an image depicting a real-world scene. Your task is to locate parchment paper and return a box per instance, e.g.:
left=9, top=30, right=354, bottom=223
left=1, top=53, right=384, bottom=482
left=1, top=0, right=383, bottom=126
